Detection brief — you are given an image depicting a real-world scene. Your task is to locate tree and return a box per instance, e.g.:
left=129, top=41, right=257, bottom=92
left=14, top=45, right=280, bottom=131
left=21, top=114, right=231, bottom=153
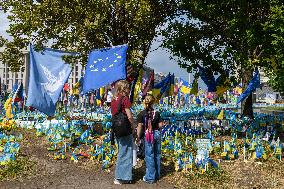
left=162, top=0, right=284, bottom=116
left=262, top=3, right=284, bottom=93
left=0, top=0, right=178, bottom=72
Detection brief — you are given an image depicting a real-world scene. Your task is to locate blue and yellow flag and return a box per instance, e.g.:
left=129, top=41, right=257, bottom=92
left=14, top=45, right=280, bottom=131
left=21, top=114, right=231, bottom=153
left=179, top=78, right=191, bottom=94
left=133, top=68, right=143, bottom=101
left=72, top=77, right=83, bottom=95
left=215, top=74, right=230, bottom=96
left=198, top=65, right=216, bottom=92
left=152, top=73, right=171, bottom=101
left=237, top=70, right=260, bottom=104
left=169, top=73, right=175, bottom=96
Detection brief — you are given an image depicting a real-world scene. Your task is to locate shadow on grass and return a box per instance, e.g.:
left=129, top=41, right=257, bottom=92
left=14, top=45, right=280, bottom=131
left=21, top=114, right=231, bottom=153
left=132, top=159, right=175, bottom=183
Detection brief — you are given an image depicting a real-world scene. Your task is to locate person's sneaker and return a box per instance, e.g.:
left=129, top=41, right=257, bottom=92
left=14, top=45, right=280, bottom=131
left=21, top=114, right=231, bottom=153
left=114, top=179, right=122, bottom=185
left=143, top=176, right=155, bottom=184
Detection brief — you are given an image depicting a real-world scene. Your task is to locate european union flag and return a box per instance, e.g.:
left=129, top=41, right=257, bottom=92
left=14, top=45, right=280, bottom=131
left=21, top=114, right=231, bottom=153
left=83, top=45, right=128, bottom=93
left=27, top=46, right=74, bottom=116
left=237, top=70, right=260, bottom=104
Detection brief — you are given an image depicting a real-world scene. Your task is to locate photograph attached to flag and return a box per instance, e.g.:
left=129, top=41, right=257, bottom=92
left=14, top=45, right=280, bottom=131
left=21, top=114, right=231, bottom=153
left=27, top=46, right=74, bottom=116
left=83, top=44, right=128, bottom=93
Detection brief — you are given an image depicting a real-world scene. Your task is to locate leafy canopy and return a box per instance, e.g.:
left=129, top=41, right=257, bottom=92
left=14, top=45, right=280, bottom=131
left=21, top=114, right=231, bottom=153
left=0, top=0, right=178, bottom=71
left=162, top=0, right=284, bottom=92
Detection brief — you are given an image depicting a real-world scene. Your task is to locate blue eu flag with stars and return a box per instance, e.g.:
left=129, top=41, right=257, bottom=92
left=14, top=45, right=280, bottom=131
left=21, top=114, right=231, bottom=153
left=83, top=45, right=128, bottom=93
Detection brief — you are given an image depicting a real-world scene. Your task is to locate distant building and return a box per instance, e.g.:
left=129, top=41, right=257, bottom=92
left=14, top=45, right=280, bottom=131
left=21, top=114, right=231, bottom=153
left=255, top=69, right=283, bottom=103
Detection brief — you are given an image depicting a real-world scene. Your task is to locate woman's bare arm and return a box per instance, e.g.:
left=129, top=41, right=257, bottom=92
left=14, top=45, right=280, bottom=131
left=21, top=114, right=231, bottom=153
left=137, top=123, right=143, bottom=139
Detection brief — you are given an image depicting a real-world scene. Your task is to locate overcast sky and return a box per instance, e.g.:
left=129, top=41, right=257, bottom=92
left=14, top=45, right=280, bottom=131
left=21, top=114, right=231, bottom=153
left=0, top=11, right=192, bottom=83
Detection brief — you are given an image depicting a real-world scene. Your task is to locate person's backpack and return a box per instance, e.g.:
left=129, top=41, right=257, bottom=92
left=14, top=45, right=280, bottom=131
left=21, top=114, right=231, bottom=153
left=111, top=96, right=132, bottom=138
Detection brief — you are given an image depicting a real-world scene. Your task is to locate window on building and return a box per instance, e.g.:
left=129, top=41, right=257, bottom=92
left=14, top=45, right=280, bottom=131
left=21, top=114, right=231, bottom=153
left=21, top=73, right=24, bottom=78
left=75, top=72, right=78, bottom=76
left=7, top=74, right=9, bottom=78
left=75, top=78, right=78, bottom=83
left=15, top=73, right=18, bottom=78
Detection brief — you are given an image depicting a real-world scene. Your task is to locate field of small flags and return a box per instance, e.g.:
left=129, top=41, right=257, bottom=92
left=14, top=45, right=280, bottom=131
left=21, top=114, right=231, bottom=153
left=0, top=104, right=283, bottom=188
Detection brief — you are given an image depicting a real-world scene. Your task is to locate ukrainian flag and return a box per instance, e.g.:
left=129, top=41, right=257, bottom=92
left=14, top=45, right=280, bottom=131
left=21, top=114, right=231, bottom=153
left=179, top=78, right=191, bottom=94
left=71, top=77, right=83, bottom=95
left=216, top=75, right=230, bottom=96
left=134, top=68, right=143, bottom=101
left=169, top=73, right=175, bottom=96
left=152, top=73, right=171, bottom=102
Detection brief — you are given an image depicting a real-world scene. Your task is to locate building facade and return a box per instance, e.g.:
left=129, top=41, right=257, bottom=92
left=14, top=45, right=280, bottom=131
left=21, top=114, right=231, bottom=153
left=255, top=69, right=282, bottom=103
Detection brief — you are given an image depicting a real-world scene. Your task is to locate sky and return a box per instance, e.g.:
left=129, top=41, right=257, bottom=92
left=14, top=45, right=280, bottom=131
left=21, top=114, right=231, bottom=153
left=0, top=11, right=191, bottom=83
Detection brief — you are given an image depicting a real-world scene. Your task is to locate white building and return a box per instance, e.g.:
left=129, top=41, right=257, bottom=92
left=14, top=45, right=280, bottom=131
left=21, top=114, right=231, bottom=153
left=255, top=69, right=282, bottom=103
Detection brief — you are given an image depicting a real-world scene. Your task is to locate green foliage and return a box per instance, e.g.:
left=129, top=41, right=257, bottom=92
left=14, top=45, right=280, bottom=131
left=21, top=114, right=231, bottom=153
left=162, top=0, right=284, bottom=92
left=0, top=0, right=178, bottom=70
left=262, top=3, right=284, bottom=92
left=0, top=157, right=36, bottom=180
left=183, top=167, right=231, bottom=189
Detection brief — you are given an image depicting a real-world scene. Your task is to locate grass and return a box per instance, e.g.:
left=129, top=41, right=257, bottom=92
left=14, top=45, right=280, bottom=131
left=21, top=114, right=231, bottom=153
left=0, top=157, right=36, bottom=181
left=262, top=107, right=284, bottom=111
left=166, top=167, right=231, bottom=189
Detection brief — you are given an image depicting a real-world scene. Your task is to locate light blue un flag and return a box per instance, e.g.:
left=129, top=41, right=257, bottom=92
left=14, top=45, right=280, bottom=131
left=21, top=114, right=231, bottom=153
left=83, top=45, right=128, bottom=93
left=27, top=46, right=73, bottom=116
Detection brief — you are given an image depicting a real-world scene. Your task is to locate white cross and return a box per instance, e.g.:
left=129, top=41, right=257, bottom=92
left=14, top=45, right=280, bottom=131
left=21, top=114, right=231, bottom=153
left=109, top=64, right=114, bottom=68
left=102, top=68, right=106, bottom=72
left=93, top=60, right=97, bottom=64
left=90, top=65, right=94, bottom=68
left=114, top=60, right=118, bottom=63
left=98, top=59, right=103, bottom=61
left=91, top=69, right=99, bottom=72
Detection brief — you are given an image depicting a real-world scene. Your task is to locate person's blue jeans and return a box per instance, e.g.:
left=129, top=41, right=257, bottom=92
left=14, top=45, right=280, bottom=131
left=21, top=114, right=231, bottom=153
left=115, top=134, right=133, bottom=181
left=144, top=130, right=161, bottom=183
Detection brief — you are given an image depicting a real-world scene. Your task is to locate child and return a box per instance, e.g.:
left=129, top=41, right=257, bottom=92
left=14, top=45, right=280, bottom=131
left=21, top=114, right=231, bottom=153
left=137, top=94, right=164, bottom=184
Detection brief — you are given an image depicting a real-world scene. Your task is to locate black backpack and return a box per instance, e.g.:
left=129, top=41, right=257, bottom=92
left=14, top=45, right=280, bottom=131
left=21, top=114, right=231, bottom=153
left=111, top=96, right=132, bottom=138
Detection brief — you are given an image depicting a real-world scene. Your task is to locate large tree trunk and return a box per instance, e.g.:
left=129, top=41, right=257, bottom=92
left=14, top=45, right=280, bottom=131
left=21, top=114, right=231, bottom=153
left=241, top=69, right=254, bottom=117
